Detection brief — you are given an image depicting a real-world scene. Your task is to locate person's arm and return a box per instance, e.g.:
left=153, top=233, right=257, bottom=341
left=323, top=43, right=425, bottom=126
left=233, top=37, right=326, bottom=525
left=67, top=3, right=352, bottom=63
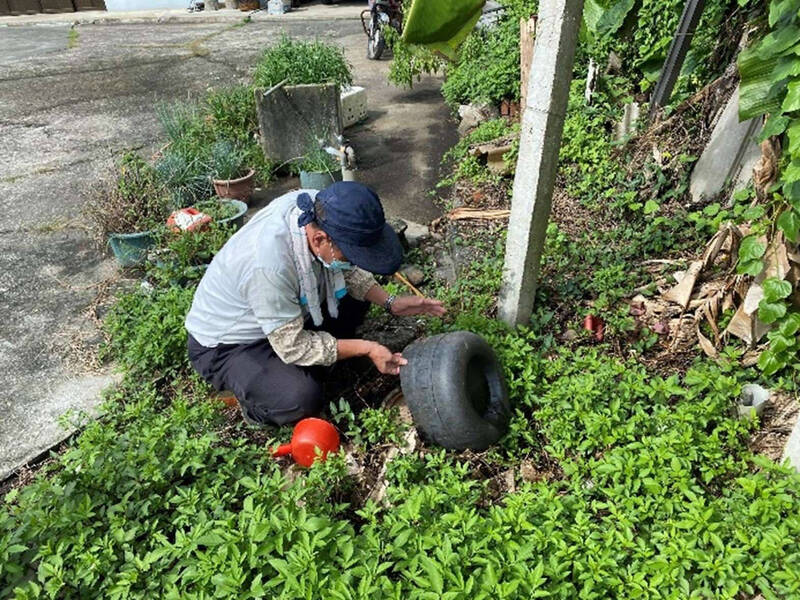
left=344, top=268, right=378, bottom=301
left=266, top=318, right=405, bottom=374
left=364, top=284, right=447, bottom=317
left=267, top=316, right=338, bottom=366
left=337, top=339, right=406, bottom=375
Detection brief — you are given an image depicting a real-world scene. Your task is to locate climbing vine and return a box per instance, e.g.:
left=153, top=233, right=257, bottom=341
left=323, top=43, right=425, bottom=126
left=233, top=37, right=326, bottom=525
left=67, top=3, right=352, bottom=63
left=737, top=0, right=800, bottom=375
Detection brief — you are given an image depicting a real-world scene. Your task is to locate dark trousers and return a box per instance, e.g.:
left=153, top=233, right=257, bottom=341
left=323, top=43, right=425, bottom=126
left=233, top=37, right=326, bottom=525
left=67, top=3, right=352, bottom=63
left=188, top=296, right=369, bottom=426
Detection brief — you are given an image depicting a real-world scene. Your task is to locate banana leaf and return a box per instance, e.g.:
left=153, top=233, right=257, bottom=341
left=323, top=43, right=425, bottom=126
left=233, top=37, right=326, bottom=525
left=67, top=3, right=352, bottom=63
left=401, top=0, right=486, bottom=60
left=738, top=44, right=782, bottom=120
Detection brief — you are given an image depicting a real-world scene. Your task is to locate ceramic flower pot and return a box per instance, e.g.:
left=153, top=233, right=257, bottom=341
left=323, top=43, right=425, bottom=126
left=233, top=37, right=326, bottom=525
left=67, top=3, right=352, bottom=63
left=216, top=199, right=248, bottom=230
left=212, top=169, right=255, bottom=204
left=108, top=230, right=158, bottom=267
left=299, top=169, right=343, bottom=190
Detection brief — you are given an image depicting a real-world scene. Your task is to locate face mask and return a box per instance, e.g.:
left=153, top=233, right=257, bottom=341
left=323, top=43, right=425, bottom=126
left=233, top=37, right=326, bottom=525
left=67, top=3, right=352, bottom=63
left=317, top=238, right=354, bottom=271
left=317, top=255, right=354, bottom=271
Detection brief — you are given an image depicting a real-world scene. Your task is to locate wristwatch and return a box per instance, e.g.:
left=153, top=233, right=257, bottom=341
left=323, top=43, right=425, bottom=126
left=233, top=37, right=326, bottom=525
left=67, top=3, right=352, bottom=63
left=383, top=294, right=396, bottom=315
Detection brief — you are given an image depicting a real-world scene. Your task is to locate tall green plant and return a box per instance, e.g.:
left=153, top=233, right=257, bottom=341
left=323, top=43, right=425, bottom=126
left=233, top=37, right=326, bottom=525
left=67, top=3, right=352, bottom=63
left=154, top=150, right=211, bottom=206
left=101, top=285, right=194, bottom=377
left=155, top=86, right=271, bottom=195
left=253, top=36, right=352, bottom=89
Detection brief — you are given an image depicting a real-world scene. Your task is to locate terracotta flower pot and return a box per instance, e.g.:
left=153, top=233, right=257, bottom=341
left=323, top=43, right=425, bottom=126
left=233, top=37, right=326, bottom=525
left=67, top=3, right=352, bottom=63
left=212, top=169, right=255, bottom=204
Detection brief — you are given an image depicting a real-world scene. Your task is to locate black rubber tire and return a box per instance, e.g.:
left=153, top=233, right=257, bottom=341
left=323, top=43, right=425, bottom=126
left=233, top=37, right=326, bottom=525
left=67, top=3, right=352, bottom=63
left=320, top=0, right=335, bottom=4
left=400, top=331, right=511, bottom=450
left=367, top=25, right=385, bottom=60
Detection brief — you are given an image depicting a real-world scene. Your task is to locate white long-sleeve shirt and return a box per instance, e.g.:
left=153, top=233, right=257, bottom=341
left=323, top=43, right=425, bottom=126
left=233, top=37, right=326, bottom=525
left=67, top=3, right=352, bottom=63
left=185, top=190, right=377, bottom=366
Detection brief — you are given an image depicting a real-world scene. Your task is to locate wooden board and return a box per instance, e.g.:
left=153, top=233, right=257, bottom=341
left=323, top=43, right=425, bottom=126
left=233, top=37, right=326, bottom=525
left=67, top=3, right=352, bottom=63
left=520, top=16, right=537, bottom=111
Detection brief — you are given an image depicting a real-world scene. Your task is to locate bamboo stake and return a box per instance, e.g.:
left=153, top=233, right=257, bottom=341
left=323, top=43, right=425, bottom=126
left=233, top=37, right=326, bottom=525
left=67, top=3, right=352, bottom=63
left=394, top=272, right=424, bottom=297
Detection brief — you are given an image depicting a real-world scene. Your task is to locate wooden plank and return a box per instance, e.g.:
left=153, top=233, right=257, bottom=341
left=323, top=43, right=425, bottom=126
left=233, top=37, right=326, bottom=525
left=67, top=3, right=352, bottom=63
left=520, top=16, right=537, bottom=111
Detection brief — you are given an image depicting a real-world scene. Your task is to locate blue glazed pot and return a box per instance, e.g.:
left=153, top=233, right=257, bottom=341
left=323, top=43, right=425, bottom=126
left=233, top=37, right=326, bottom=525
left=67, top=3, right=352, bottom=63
left=216, top=199, right=248, bottom=230
left=299, top=169, right=343, bottom=190
left=108, top=230, right=157, bottom=267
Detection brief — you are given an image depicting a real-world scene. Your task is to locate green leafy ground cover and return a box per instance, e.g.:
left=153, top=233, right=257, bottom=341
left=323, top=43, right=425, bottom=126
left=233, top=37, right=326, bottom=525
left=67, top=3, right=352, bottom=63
left=3, top=2, right=800, bottom=599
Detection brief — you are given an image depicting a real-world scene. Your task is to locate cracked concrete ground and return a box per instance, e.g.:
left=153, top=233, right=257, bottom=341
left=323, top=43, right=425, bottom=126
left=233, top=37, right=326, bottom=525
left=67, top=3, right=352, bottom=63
left=0, top=6, right=458, bottom=480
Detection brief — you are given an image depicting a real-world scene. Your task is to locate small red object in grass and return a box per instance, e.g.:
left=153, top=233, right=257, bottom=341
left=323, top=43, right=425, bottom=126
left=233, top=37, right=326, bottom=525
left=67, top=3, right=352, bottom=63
left=272, top=418, right=340, bottom=467
left=583, top=314, right=605, bottom=342
left=652, top=320, right=670, bottom=335
left=219, top=395, right=239, bottom=408
left=167, top=208, right=212, bottom=233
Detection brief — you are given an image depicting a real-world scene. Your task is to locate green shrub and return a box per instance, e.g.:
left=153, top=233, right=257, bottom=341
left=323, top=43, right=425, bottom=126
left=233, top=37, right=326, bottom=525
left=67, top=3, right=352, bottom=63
left=441, top=17, right=522, bottom=110
left=733, top=0, right=800, bottom=377
left=581, top=0, right=748, bottom=100
left=253, top=36, right=352, bottom=89
left=385, top=15, right=445, bottom=88
left=84, top=152, right=173, bottom=241
left=7, top=351, right=800, bottom=599
left=209, top=140, right=249, bottom=181
left=298, top=142, right=340, bottom=173
left=146, top=222, right=236, bottom=288
left=101, top=285, right=195, bottom=378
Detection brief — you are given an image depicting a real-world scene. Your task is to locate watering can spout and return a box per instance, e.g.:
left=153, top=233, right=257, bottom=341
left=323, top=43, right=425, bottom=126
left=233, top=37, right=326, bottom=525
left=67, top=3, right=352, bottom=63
left=273, top=443, right=293, bottom=457
left=271, top=418, right=340, bottom=467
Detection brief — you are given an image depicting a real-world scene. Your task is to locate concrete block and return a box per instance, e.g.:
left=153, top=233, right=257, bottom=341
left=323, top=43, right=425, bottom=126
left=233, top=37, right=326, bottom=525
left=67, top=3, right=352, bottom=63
left=341, top=86, right=367, bottom=128
left=403, top=220, right=430, bottom=247
left=266, top=0, right=289, bottom=14
left=255, top=83, right=343, bottom=164
left=457, top=103, right=500, bottom=135
left=690, top=85, right=762, bottom=203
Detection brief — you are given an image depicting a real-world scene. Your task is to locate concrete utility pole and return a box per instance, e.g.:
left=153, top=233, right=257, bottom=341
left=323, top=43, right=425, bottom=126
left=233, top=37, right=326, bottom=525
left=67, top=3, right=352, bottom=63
left=498, top=0, right=584, bottom=326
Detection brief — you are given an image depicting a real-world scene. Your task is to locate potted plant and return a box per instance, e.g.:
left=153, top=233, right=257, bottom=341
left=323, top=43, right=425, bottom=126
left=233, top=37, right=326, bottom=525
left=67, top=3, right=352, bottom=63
left=209, top=140, right=256, bottom=204
left=155, top=149, right=213, bottom=208
left=298, top=143, right=342, bottom=190
left=193, top=197, right=249, bottom=230
left=85, top=152, right=174, bottom=267
left=147, top=221, right=237, bottom=287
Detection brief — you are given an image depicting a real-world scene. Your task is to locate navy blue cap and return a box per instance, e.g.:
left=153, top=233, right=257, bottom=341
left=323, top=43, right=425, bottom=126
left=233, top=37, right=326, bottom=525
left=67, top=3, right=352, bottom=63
left=297, top=182, right=404, bottom=275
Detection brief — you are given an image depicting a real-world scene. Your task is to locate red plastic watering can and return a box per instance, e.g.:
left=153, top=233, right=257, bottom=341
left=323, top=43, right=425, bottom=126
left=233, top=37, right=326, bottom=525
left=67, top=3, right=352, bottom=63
left=272, top=418, right=340, bottom=467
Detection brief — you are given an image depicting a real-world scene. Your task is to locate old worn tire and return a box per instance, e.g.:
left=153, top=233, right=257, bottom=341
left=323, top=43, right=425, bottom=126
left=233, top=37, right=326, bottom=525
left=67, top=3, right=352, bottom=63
left=400, top=331, right=510, bottom=450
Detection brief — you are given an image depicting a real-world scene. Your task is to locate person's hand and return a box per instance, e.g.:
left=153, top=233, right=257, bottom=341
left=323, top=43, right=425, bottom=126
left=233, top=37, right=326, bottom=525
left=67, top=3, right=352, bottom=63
left=367, top=342, right=407, bottom=375
left=390, top=296, right=447, bottom=317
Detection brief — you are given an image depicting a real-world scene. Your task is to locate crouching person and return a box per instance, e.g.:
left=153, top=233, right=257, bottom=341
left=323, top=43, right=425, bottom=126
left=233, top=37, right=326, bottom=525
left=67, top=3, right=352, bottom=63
left=185, top=182, right=445, bottom=426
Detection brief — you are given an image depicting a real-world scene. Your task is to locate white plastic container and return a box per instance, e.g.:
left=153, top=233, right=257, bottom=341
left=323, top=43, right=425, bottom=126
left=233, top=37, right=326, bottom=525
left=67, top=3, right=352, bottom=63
left=341, top=86, right=368, bottom=128
left=266, top=0, right=289, bottom=14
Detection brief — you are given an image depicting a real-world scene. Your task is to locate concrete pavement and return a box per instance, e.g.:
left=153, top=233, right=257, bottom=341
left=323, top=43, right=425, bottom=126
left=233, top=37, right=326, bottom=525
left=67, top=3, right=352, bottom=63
left=0, top=2, right=363, bottom=27
left=0, top=6, right=458, bottom=480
